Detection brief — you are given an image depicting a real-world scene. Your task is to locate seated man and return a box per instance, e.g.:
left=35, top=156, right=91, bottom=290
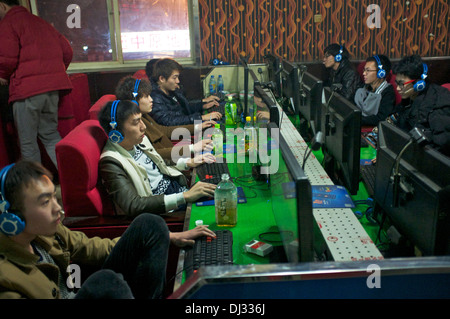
left=150, top=58, right=223, bottom=126
left=354, top=54, right=396, bottom=126
left=115, top=75, right=215, bottom=163
left=98, top=100, right=217, bottom=217
left=0, top=160, right=215, bottom=299
left=390, top=55, right=450, bottom=156
left=322, top=43, right=362, bottom=102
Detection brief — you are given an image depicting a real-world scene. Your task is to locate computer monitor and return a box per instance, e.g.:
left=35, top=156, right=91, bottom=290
left=300, top=71, right=323, bottom=136
left=374, top=121, right=450, bottom=256
left=268, top=122, right=315, bottom=262
left=254, top=84, right=279, bottom=128
left=319, top=87, right=361, bottom=195
left=281, top=60, right=300, bottom=116
left=264, top=53, right=282, bottom=97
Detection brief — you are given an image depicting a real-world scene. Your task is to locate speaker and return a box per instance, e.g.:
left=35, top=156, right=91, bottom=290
left=373, top=55, right=386, bottom=79
left=0, top=164, right=26, bottom=236
left=335, top=45, right=343, bottom=62
left=413, top=63, right=428, bottom=92
left=108, top=100, right=124, bottom=143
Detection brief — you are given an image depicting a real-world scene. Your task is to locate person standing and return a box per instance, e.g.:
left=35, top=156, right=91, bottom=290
left=0, top=1, right=73, bottom=169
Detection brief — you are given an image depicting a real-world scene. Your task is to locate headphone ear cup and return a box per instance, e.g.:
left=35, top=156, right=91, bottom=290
left=414, top=79, right=426, bottom=92
left=108, top=130, right=124, bottom=143
left=0, top=211, right=26, bottom=236
left=335, top=54, right=342, bottom=62
left=377, top=69, right=386, bottom=79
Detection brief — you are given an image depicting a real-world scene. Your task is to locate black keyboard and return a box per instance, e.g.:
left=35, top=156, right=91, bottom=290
left=196, top=159, right=230, bottom=184
left=207, top=103, right=225, bottom=115
left=360, top=164, right=376, bottom=196
left=184, top=230, right=233, bottom=279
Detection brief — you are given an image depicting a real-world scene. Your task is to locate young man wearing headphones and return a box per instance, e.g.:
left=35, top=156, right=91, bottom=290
left=390, top=55, right=450, bottom=157
left=322, top=43, right=362, bottom=102
left=0, top=161, right=216, bottom=298
left=98, top=100, right=217, bottom=217
left=354, top=54, right=396, bottom=126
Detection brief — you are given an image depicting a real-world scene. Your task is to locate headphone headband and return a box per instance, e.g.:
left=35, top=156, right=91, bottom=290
left=373, top=55, right=386, bottom=79
left=109, top=100, right=124, bottom=143
left=335, top=45, right=344, bottom=62
left=414, top=63, right=428, bottom=92
left=0, top=163, right=26, bottom=236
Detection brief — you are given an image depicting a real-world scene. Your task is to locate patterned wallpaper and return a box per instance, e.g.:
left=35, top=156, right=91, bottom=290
left=198, top=0, right=450, bottom=65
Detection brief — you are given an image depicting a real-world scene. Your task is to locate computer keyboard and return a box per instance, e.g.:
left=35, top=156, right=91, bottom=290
left=183, top=230, right=233, bottom=279
left=196, top=159, right=231, bottom=184
left=207, top=103, right=225, bottom=116
left=360, top=164, right=376, bottom=196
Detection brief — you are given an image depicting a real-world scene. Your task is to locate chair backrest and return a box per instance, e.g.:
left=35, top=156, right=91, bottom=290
left=89, top=94, right=116, bottom=120
left=442, top=83, right=450, bottom=91
left=55, top=120, right=114, bottom=217
left=132, top=69, right=148, bottom=80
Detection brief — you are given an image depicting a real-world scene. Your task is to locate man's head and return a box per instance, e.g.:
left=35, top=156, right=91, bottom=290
left=115, top=76, right=153, bottom=114
left=0, top=0, right=18, bottom=19
left=393, top=55, right=429, bottom=99
left=98, top=100, right=146, bottom=150
left=145, top=58, right=160, bottom=84
left=323, top=43, right=349, bottom=70
left=0, top=161, right=62, bottom=237
left=363, top=54, right=392, bottom=86
left=153, top=58, right=182, bottom=94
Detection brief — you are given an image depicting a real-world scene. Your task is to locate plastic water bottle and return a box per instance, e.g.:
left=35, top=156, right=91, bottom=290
left=225, top=96, right=237, bottom=125
left=217, top=75, right=224, bottom=93
left=212, top=124, right=223, bottom=158
left=209, top=75, right=216, bottom=95
left=215, top=174, right=238, bottom=227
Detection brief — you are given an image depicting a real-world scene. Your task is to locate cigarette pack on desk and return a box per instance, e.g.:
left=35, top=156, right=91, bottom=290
left=244, top=240, right=273, bottom=257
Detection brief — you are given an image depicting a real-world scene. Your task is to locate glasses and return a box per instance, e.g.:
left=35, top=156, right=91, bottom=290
left=363, top=69, right=378, bottom=73
left=395, top=79, right=416, bottom=89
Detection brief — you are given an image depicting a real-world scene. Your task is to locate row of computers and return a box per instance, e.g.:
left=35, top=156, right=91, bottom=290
left=253, top=55, right=449, bottom=260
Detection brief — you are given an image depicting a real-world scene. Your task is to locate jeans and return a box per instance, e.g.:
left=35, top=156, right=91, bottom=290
left=75, top=213, right=170, bottom=299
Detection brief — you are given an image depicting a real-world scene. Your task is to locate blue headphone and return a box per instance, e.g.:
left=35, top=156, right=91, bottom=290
left=335, top=45, right=344, bottom=62
left=373, top=55, right=386, bottom=79
left=109, top=100, right=124, bottom=143
left=131, top=79, right=140, bottom=105
left=0, top=163, right=26, bottom=236
left=413, top=63, right=428, bottom=92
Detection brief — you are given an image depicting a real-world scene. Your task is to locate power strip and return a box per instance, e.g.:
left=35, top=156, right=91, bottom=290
left=273, top=100, right=383, bottom=261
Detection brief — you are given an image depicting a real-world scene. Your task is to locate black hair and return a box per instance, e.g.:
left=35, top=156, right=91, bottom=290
left=393, top=55, right=427, bottom=81
left=4, top=161, right=53, bottom=212
left=145, top=58, right=160, bottom=84
left=0, top=0, right=20, bottom=6
left=115, top=75, right=152, bottom=102
left=324, top=43, right=350, bottom=60
left=97, top=100, right=141, bottom=137
left=366, top=54, right=392, bottom=75
left=153, top=58, right=182, bottom=83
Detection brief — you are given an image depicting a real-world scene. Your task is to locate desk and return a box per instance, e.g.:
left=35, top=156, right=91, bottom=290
left=173, top=103, right=383, bottom=293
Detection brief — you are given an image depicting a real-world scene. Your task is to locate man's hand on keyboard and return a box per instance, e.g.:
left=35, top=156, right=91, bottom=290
left=170, top=225, right=216, bottom=247
left=192, top=138, right=214, bottom=153
left=202, top=99, right=220, bottom=110
left=183, top=181, right=216, bottom=202
left=187, top=153, right=216, bottom=168
left=202, top=112, right=222, bottom=121
left=201, top=120, right=216, bottom=130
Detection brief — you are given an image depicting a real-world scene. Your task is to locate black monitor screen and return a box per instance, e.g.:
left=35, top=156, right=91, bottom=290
left=374, top=121, right=450, bottom=255
left=268, top=123, right=315, bottom=262
left=281, top=60, right=300, bottom=116
left=320, top=87, right=361, bottom=194
left=254, top=84, right=279, bottom=128
left=264, top=53, right=281, bottom=98
left=301, top=71, right=323, bottom=135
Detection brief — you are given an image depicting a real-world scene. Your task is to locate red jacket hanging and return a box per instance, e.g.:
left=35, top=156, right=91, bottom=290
left=0, top=6, right=73, bottom=103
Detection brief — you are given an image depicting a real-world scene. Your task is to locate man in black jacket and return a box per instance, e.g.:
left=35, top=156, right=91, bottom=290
left=150, top=58, right=222, bottom=126
left=323, top=43, right=362, bottom=102
left=391, top=55, right=450, bottom=157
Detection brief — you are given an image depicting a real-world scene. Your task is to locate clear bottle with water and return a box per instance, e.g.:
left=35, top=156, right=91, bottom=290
left=209, top=75, right=216, bottom=95
left=215, top=174, right=237, bottom=227
left=217, top=75, right=224, bottom=93
left=212, top=123, right=223, bottom=158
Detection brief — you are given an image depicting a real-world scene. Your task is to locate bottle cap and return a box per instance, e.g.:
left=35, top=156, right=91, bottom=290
left=215, top=124, right=220, bottom=129
left=246, top=116, right=251, bottom=122
left=195, top=220, right=203, bottom=226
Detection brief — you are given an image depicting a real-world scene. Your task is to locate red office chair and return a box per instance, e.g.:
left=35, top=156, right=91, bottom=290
left=132, top=69, right=148, bottom=80
left=442, top=83, right=450, bottom=91
left=89, top=94, right=116, bottom=120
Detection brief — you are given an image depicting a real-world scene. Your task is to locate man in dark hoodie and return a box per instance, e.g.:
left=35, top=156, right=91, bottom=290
left=322, top=43, right=362, bottom=102
left=390, top=55, right=450, bottom=157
